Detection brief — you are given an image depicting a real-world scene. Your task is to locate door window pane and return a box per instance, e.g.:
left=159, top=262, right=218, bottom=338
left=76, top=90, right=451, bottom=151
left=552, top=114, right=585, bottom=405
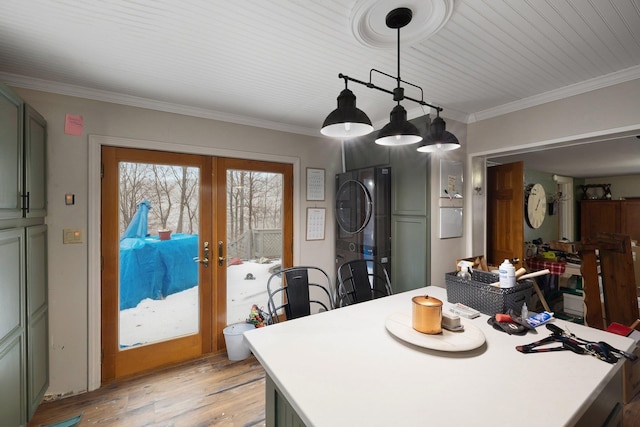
left=118, top=162, right=200, bottom=348
left=226, top=170, right=283, bottom=325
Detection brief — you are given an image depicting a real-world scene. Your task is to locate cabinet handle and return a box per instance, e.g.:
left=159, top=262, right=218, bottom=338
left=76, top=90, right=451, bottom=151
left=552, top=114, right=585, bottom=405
left=21, top=192, right=30, bottom=214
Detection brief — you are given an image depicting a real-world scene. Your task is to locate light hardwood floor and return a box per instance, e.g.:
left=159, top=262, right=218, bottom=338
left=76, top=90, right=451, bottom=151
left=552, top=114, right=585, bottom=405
left=28, top=352, right=640, bottom=426
left=28, top=353, right=265, bottom=427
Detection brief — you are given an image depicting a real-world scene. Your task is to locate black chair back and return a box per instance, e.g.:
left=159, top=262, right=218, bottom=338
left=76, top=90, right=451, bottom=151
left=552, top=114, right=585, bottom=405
left=283, top=269, right=312, bottom=319
left=337, top=259, right=392, bottom=306
left=267, top=266, right=333, bottom=323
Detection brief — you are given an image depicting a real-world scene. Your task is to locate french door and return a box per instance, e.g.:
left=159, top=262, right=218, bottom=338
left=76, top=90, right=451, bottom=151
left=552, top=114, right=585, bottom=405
left=216, top=158, right=293, bottom=338
left=101, top=147, right=292, bottom=382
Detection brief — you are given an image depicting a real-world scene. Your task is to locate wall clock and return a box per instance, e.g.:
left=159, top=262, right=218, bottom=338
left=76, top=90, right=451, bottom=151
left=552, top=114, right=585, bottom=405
left=526, top=183, right=546, bottom=229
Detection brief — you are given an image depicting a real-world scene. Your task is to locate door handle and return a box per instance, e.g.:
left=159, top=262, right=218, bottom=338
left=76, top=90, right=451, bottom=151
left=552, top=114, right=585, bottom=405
left=193, top=241, right=209, bottom=267
left=218, top=241, right=224, bottom=266
left=511, top=257, right=520, bottom=265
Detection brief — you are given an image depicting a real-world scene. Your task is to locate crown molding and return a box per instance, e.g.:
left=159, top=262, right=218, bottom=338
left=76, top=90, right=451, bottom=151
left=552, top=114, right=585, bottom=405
left=0, top=72, right=321, bottom=137
left=3, top=63, right=639, bottom=131
left=467, top=64, right=640, bottom=123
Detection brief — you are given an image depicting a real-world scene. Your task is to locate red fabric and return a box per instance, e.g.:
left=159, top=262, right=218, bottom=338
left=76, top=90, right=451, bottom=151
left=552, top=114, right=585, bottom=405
left=526, top=258, right=566, bottom=275
left=605, top=322, right=633, bottom=337
left=228, top=257, right=243, bottom=266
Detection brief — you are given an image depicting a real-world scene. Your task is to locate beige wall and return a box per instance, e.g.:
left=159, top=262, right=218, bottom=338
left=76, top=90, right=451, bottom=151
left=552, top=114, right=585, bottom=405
left=14, top=87, right=343, bottom=397
left=467, top=79, right=640, bottom=155
left=465, top=78, right=640, bottom=259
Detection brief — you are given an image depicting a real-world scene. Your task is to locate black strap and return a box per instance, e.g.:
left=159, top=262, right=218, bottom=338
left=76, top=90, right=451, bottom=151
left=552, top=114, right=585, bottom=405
left=516, top=335, right=586, bottom=355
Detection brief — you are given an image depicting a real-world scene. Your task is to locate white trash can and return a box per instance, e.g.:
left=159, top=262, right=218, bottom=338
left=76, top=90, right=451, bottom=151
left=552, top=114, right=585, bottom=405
left=223, top=323, right=255, bottom=361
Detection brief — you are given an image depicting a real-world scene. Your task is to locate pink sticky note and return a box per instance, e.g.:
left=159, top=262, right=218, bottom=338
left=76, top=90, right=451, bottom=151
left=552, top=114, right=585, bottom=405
left=64, top=114, right=84, bottom=136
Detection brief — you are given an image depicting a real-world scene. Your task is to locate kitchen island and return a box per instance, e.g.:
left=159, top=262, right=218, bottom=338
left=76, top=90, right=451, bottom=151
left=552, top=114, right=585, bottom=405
left=244, top=286, right=634, bottom=427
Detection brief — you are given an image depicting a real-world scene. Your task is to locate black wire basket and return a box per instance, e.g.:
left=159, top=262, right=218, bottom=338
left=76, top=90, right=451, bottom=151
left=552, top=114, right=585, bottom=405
left=445, top=270, right=533, bottom=316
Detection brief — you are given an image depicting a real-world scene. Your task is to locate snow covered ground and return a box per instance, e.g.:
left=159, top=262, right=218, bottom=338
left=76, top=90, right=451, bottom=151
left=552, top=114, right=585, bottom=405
left=119, top=259, right=279, bottom=347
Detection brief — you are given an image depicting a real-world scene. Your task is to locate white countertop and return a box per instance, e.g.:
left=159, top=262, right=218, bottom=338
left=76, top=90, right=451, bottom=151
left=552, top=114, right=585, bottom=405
left=244, top=286, right=634, bottom=427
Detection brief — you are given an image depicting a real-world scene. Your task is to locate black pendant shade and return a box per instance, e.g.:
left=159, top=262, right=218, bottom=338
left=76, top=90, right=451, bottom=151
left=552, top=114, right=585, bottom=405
left=375, top=104, right=422, bottom=145
left=417, top=115, right=460, bottom=152
left=321, top=88, right=373, bottom=138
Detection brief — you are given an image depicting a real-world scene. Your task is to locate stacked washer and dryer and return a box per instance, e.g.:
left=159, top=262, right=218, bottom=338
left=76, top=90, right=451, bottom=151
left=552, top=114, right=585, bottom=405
left=335, top=167, right=391, bottom=296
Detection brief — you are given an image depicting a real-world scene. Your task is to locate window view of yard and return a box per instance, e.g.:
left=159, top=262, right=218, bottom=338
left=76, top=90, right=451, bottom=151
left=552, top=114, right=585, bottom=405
left=118, top=162, right=283, bottom=347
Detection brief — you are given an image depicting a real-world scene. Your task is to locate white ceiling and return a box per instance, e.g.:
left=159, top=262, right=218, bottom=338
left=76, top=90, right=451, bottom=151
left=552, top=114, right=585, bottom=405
left=1, top=0, right=639, bottom=175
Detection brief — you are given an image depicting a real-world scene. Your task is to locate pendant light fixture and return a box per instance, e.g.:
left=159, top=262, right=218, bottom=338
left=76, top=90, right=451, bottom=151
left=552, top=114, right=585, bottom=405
left=321, top=80, right=373, bottom=138
left=416, top=109, right=460, bottom=152
left=376, top=104, right=421, bottom=145
left=374, top=8, right=421, bottom=146
left=321, top=6, right=458, bottom=151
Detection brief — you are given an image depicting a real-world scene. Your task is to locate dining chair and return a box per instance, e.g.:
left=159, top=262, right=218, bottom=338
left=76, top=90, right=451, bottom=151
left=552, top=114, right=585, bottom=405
left=337, top=259, right=392, bottom=307
left=266, top=266, right=334, bottom=323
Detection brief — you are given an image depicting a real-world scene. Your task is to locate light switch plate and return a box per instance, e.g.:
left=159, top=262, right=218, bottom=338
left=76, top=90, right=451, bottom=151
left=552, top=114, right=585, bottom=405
left=63, top=229, right=83, bottom=244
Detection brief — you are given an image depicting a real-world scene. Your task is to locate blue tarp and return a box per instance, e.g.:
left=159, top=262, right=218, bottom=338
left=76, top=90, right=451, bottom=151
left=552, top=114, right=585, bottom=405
left=119, top=233, right=199, bottom=310
left=121, top=199, right=151, bottom=240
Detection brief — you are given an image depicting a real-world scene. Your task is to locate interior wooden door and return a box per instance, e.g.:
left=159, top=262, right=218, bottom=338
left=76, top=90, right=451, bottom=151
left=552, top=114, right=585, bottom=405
left=487, top=161, right=524, bottom=268
left=101, top=147, right=213, bottom=381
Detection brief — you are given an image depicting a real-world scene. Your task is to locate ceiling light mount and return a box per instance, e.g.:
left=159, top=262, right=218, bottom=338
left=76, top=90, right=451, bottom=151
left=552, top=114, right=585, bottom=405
left=322, top=7, right=458, bottom=151
left=385, top=7, right=412, bottom=29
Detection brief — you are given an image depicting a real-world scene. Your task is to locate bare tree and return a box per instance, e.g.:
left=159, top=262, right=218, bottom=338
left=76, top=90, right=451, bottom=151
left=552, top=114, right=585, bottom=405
left=119, top=162, right=152, bottom=233
left=149, top=165, right=176, bottom=229
left=169, top=166, right=199, bottom=233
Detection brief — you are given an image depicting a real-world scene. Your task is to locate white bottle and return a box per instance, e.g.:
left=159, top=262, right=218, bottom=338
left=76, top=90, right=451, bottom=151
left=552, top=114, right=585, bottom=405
left=499, top=259, right=516, bottom=288
left=521, top=302, right=529, bottom=320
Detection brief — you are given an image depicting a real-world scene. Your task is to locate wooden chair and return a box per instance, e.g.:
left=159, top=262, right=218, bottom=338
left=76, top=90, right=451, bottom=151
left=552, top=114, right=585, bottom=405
left=561, top=232, right=640, bottom=330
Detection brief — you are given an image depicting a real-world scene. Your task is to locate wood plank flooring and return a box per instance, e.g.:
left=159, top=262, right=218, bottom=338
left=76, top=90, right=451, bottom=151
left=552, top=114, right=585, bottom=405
left=27, top=351, right=640, bottom=426
left=28, top=353, right=265, bottom=427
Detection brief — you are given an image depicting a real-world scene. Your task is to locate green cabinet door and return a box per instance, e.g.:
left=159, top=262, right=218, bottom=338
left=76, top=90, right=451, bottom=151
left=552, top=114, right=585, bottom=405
left=0, top=83, right=24, bottom=220
left=0, top=228, right=27, bottom=427
left=26, top=225, right=48, bottom=418
left=0, top=335, right=26, bottom=427
left=24, top=106, right=47, bottom=218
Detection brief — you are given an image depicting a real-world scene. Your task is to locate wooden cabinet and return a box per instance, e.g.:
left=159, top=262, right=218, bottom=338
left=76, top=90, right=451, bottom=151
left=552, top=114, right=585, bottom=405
left=0, top=82, right=48, bottom=426
left=581, top=199, right=640, bottom=242
left=620, top=199, right=640, bottom=243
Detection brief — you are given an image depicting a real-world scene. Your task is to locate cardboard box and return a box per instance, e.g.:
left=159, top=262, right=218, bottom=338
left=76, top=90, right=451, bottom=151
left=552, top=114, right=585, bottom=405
left=623, top=342, right=640, bottom=404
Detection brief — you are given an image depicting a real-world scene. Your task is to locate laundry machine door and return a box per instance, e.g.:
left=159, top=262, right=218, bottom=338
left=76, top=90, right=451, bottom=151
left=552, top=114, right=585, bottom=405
left=335, top=179, right=372, bottom=234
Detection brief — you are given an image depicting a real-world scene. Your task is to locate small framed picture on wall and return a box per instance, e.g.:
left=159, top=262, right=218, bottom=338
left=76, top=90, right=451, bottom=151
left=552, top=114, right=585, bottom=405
left=306, top=168, right=325, bottom=201
left=306, top=208, right=325, bottom=240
